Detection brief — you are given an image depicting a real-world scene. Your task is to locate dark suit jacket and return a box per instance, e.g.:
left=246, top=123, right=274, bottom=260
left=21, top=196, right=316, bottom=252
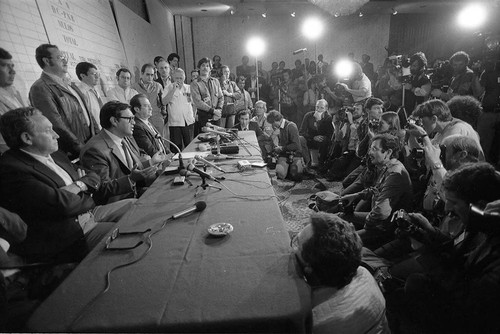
left=80, top=130, right=146, bottom=205
left=29, top=72, right=99, bottom=158
left=0, top=149, right=100, bottom=261
left=133, top=117, right=167, bottom=157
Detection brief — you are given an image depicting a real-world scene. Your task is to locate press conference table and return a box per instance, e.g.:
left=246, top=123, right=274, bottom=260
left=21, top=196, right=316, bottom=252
left=27, top=131, right=312, bottom=333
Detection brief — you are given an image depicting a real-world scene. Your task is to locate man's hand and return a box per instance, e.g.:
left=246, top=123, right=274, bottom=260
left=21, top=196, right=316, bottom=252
left=273, top=146, right=283, bottom=154
left=485, top=200, right=500, bottom=215
left=151, top=151, right=168, bottom=165
left=129, top=164, right=158, bottom=182
left=337, top=83, right=349, bottom=90
left=406, top=123, right=427, bottom=138
left=222, top=89, right=230, bottom=96
left=77, top=168, right=86, bottom=178
left=313, top=135, right=326, bottom=143
left=422, top=141, right=441, bottom=167
left=408, top=213, right=434, bottom=233
left=60, top=183, right=81, bottom=195
left=345, top=111, right=354, bottom=124
left=213, top=109, right=222, bottom=120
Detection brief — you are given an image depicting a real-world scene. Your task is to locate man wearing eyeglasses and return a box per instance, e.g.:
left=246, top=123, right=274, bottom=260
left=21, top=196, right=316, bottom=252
left=0, top=107, right=135, bottom=263
left=290, top=212, right=389, bottom=333
left=29, top=44, right=99, bottom=160
left=80, top=101, right=168, bottom=205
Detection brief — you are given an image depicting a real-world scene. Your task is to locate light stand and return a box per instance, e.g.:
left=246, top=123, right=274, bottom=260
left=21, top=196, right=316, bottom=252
left=255, top=56, right=260, bottom=101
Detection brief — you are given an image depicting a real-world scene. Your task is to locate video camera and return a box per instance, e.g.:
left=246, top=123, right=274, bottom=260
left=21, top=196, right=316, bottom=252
left=337, top=106, right=354, bottom=123
left=389, top=55, right=411, bottom=83
left=405, top=116, right=423, bottom=129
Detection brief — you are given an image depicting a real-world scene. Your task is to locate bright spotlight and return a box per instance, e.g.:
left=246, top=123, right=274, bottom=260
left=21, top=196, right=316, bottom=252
left=302, top=17, right=323, bottom=40
left=335, top=59, right=354, bottom=79
left=291, top=12, right=296, bottom=18
left=457, top=4, right=487, bottom=29
left=246, top=37, right=265, bottom=57
left=261, top=13, right=267, bottom=18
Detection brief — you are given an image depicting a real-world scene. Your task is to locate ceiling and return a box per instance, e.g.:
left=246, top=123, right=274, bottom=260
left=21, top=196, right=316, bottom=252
left=163, top=0, right=498, bottom=17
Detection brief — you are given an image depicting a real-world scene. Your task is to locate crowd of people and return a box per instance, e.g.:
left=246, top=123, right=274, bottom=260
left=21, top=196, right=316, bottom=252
left=0, top=41, right=499, bottom=333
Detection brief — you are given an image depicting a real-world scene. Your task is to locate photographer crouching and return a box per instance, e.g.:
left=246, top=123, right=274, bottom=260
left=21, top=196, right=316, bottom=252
left=387, top=162, right=500, bottom=333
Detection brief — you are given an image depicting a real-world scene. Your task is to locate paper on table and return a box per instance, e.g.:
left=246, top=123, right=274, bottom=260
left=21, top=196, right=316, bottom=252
left=172, top=151, right=210, bottom=160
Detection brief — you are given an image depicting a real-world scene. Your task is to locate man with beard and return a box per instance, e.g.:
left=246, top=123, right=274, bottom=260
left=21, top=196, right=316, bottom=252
left=402, top=52, right=431, bottom=113
left=431, top=51, right=483, bottom=101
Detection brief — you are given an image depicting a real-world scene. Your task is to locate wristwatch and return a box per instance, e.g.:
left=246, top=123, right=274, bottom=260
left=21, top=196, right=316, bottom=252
left=75, top=180, right=87, bottom=192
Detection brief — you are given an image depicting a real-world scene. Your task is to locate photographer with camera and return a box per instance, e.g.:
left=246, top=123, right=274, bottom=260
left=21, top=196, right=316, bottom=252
left=402, top=52, right=431, bottom=113
left=340, top=133, right=413, bottom=250
left=336, top=62, right=372, bottom=103
left=388, top=162, right=500, bottom=333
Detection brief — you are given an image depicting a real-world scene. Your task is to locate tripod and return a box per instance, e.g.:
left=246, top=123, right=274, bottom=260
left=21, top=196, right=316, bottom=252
left=194, top=175, right=222, bottom=197
left=396, top=80, right=410, bottom=127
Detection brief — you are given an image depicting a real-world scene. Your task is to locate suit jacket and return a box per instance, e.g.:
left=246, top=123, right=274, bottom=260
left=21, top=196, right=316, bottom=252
left=133, top=117, right=166, bottom=157
left=29, top=72, right=99, bottom=158
left=0, top=149, right=100, bottom=261
left=80, top=130, right=145, bottom=205
left=234, top=121, right=264, bottom=138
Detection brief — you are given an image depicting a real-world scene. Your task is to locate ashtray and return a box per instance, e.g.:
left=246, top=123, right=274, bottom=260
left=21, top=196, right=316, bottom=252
left=208, top=223, right=233, bottom=236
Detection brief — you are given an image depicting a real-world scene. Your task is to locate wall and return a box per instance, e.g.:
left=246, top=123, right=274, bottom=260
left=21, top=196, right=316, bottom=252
left=191, top=14, right=391, bottom=73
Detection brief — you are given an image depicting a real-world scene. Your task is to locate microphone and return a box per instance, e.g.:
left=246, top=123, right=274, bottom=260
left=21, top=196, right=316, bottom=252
left=194, top=155, right=225, bottom=173
left=187, top=163, right=220, bottom=183
left=201, top=127, right=232, bottom=138
left=171, top=201, right=207, bottom=219
left=205, top=122, right=226, bottom=132
left=292, top=48, right=307, bottom=55
left=155, top=134, right=184, bottom=170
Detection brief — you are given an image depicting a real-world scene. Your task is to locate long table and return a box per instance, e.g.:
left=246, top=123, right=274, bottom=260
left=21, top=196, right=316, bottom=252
left=27, top=131, right=312, bottom=333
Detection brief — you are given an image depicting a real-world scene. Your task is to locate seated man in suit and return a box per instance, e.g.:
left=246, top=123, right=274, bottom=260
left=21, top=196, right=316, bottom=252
left=80, top=101, right=169, bottom=205
left=130, top=93, right=169, bottom=157
left=0, top=107, right=135, bottom=263
left=234, top=109, right=262, bottom=134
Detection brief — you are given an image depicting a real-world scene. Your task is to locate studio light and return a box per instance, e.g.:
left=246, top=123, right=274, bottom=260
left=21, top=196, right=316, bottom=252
left=261, top=13, right=267, bottom=18
left=246, top=37, right=265, bottom=58
left=291, top=12, right=296, bottom=18
left=335, top=59, right=354, bottom=80
left=457, top=3, right=487, bottom=29
left=302, top=17, right=323, bottom=40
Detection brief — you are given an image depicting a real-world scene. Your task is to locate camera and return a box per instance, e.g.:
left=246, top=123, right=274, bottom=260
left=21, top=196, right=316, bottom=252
left=392, top=209, right=426, bottom=242
left=389, top=55, right=411, bottom=83
left=337, top=106, right=353, bottom=123
left=266, top=153, right=278, bottom=170
left=411, top=147, right=425, bottom=160
left=406, top=116, right=422, bottom=128
left=468, top=204, right=500, bottom=234
left=368, top=119, right=380, bottom=130
left=287, top=151, right=295, bottom=165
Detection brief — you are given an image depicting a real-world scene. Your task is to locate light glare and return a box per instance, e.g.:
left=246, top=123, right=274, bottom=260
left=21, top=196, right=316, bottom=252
left=457, top=4, right=487, bottom=29
left=335, top=59, right=354, bottom=79
left=247, top=37, right=265, bottom=57
left=302, top=17, right=323, bottom=40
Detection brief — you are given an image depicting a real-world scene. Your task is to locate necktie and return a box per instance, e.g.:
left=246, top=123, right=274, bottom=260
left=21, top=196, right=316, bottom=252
left=121, top=139, right=134, bottom=169
left=92, top=88, right=104, bottom=108
left=149, top=122, right=167, bottom=153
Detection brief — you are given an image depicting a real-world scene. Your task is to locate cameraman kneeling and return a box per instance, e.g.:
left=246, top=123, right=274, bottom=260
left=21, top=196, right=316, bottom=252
left=389, top=163, right=500, bottom=333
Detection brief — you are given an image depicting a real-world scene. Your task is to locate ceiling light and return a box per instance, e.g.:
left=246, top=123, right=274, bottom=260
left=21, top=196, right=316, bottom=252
left=334, top=13, right=339, bottom=18
left=262, top=13, right=267, bottom=18
left=230, top=9, right=235, bottom=15
left=291, top=12, right=296, bottom=17
left=457, top=4, right=487, bottom=29
left=392, top=8, right=398, bottom=15
left=359, top=12, right=363, bottom=17
left=302, top=17, right=324, bottom=40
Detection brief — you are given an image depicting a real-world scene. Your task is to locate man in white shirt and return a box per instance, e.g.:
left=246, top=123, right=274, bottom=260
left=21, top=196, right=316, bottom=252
left=163, top=68, right=195, bottom=151
left=337, top=62, right=372, bottom=103
left=0, top=48, right=26, bottom=153
left=75, top=62, right=103, bottom=129
left=106, top=68, right=139, bottom=104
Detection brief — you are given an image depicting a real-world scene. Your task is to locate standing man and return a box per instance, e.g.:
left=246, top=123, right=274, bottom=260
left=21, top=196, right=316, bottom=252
left=154, top=59, right=171, bottom=89
left=431, top=51, right=483, bottom=101
left=162, top=68, right=195, bottom=152
left=267, top=110, right=303, bottom=180
left=130, top=94, right=168, bottom=157
left=236, top=56, right=253, bottom=82
left=337, top=62, right=372, bottom=104
left=80, top=101, right=167, bottom=205
left=30, top=44, right=99, bottom=159
left=106, top=68, right=139, bottom=104
left=279, top=69, right=298, bottom=124
left=403, top=52, right=431, bottom=113
left=0, top=48, right=26, bottom=153
left=75, top=62, right=103, bottom=129
left=190, top=57, right=223, bottom=127
left=132, top=64, right=165, bottom=133
left=167, top=53, right=180, bottom=72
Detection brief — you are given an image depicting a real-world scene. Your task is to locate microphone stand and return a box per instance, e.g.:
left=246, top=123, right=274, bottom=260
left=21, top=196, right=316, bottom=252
left=156, top=135, right=185, bottom=171
left=194, top=175, right=222, bottom=197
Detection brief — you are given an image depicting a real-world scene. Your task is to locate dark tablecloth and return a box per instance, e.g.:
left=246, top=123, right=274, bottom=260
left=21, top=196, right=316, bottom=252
left=27, top=131, right=312, bottom=332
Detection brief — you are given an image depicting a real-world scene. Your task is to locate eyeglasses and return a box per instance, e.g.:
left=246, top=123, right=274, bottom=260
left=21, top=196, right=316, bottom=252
left=116, top=116, right=135, bottom=123
left=47, top=55, right=67, bottom=61
left=105, top=228, right=151, bottom=250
